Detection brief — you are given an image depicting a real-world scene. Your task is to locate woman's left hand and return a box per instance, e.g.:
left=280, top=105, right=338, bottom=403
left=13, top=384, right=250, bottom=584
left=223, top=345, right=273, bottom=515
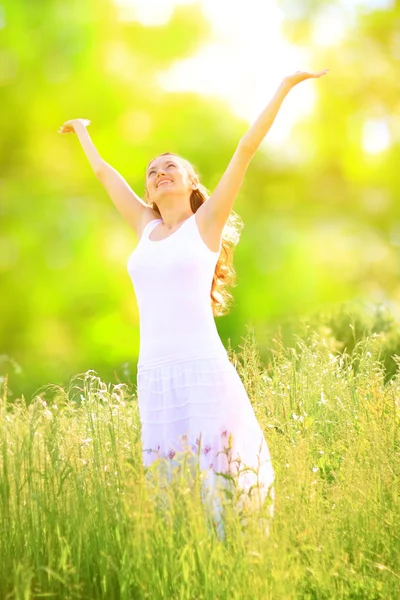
left=283, top=69, right=329, bottom=89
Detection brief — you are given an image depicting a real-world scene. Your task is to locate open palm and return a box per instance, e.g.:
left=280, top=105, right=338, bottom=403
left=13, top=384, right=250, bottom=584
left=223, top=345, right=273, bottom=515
left=285, top=69, right=329, bottom=88
left=58, top=118, right=91, bottom=134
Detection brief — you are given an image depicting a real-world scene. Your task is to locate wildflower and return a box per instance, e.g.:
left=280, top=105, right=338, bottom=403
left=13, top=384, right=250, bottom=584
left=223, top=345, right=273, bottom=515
left=168, top=450, right=176, bottom=460
left=221, top=430, right=228, bottom=437
left=204, top=444, right=211, bottom=455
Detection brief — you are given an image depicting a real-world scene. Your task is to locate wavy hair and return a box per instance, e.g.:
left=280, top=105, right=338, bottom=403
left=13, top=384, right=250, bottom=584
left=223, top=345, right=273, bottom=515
left=145, top=152, right=243, bottom=317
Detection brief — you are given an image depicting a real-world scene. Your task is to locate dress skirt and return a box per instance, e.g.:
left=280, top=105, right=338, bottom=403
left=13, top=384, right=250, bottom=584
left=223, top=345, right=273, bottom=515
left=137, top=355, right=275, bottom=532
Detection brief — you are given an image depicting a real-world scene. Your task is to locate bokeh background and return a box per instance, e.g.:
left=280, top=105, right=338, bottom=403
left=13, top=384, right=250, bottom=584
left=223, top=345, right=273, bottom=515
left=2, top=0, right=400, bottom=399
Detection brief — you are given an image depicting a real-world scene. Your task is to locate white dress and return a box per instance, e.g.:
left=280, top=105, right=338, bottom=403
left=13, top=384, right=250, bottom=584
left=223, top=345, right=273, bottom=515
left=127, top=212, right=275, bottom=529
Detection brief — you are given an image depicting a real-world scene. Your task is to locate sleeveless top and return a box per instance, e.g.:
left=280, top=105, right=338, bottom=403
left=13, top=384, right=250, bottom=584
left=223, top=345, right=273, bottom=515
left=127, top=212, right=227, bottom=370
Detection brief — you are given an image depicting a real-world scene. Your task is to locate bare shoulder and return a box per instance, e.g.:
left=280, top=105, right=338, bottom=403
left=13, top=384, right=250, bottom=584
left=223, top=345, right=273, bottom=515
left=136, top=206, right=162, bottom=240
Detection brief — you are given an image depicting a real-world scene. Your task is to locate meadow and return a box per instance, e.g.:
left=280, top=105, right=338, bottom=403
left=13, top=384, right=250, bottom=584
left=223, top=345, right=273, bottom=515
left=1, top=316, right=399, bottom=599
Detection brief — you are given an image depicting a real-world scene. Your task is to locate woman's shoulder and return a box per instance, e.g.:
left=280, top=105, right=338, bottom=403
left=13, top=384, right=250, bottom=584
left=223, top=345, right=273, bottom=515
left=137, top=208, right=162, bottom=239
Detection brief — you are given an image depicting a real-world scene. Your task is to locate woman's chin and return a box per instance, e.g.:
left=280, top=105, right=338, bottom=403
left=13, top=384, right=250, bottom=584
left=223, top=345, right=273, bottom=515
left=157, top=186, right=177, bottom=196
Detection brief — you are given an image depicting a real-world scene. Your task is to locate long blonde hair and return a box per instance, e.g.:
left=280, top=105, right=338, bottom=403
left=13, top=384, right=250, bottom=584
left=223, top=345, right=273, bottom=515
left=145, top=152, right=243, bottom=317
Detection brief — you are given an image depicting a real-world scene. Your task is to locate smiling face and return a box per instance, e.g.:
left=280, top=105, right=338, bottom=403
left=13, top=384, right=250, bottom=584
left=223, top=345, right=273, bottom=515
left=145, top=154, right=194, bottom=202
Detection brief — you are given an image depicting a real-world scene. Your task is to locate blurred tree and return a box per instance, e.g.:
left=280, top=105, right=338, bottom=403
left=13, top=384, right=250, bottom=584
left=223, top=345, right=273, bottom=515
left=2, top=0, right=400, bottom=398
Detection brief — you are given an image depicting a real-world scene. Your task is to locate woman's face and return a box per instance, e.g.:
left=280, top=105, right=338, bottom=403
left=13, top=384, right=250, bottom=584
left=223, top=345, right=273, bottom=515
left=146, top=154, right=193, bottom=200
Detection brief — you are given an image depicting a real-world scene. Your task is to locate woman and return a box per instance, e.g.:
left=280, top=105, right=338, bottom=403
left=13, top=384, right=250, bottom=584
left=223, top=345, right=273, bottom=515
left=59, top=69, right=328, bottom=537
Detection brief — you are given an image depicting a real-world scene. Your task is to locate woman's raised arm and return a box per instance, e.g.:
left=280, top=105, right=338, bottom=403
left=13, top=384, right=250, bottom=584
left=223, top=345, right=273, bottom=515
left=58, top=119, right=149, bottom=234
left=200, top=69, right=329, bottom=230
left=241, top=69, right=329, bottom=154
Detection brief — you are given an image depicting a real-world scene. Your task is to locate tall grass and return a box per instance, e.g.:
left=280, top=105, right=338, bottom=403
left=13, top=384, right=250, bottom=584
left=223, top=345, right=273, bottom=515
left=1, top=323, right=400, bottom=599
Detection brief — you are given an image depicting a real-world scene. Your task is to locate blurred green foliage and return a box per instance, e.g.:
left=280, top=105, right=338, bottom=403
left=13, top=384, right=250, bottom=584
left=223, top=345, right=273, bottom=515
left=2, top=0, right=400, bottom=399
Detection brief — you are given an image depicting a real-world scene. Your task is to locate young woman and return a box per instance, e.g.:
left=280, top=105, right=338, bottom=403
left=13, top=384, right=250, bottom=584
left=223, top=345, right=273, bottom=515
left=59, top=69, right=328, bottom=536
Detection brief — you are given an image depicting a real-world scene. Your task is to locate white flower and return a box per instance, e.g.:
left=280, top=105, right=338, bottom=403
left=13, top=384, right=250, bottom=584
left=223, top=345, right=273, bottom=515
left=80, top=438, right=92, bottom=445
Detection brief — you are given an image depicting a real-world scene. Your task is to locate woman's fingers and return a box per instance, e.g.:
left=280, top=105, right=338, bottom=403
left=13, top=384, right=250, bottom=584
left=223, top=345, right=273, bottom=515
left=305, top=69, right=329, bottom=79
left=58, top=125, right=74, bottom=134
left=57, top=118, right=91, bottom=133
left=311, top=69, right=329, bottom=78
left=285, top=69, right=329, bottom=88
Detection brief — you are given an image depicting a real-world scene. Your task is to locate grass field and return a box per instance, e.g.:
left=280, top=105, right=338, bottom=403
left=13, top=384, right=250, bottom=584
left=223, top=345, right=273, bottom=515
left=1, top=322, right=399, bottom=599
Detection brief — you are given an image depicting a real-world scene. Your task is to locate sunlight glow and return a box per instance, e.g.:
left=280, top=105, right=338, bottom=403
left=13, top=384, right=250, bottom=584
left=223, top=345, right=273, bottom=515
left=312, top=6, right=349, bottom=47
left=114, top=0, right=325, bottom=149
left=340, top=0, right=394, bottom=11
left=114, top=0, right=194, bottom=26
left=157, top=0, right=315, bottom=147
left=362, top=119, right=392, bottom=154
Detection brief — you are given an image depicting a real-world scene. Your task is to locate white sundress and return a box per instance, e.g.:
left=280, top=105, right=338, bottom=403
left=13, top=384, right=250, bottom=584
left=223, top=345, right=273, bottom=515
left=127, top=211, right=275, bottom=530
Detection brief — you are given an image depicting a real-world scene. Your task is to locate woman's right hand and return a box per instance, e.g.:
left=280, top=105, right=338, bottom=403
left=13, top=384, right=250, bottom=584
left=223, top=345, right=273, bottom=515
left=58, top=118, right=91, bottom=134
